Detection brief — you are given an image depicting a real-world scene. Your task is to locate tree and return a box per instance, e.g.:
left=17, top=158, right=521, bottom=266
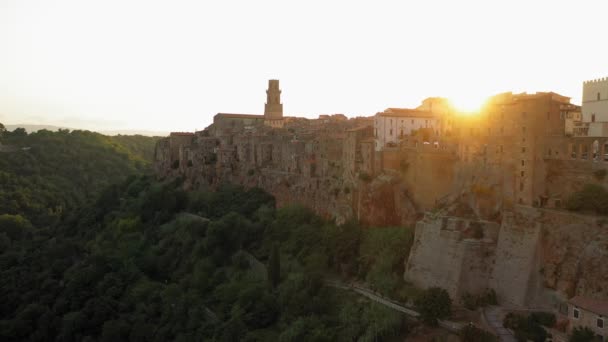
left=0, top=122, right=5, bottom=138
left=569, top=326, right=596, bottom=342
left=414, top=287, right=452, bottom=326
left=11, top=127, right=27, bottom=137
left=267, top=243, right=281, bottom=290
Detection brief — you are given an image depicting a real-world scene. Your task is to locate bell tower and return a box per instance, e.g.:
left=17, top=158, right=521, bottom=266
left=264, top=79, right=283, bottom=120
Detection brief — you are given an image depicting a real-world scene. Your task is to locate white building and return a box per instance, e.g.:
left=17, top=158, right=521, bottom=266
left=373, top=98, right=454, bottom=151
left=580, top=77, right=608, bottom=137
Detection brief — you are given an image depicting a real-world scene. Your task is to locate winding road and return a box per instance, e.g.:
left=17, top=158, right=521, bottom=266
left=326, top=281, right=464, bottom=333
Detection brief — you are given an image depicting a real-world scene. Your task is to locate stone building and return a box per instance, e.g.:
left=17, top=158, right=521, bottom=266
left=343, top=125, right=374, bottom=182
left=583, top=77, right=608, bottom=123
left=213, top=79, right=285, bottom=131
left=454, top=91, right=571, bottom=207
left=565, top=296, right=608, bottom=340
left=563, top=103, right=583, bottom=136
left=374, top=97, right=454, bottom=151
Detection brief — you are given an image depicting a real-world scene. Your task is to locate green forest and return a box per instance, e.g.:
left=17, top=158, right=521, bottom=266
left=0, top=127, right=428, bottom=341
left=0, top=127, right=158, bottom=228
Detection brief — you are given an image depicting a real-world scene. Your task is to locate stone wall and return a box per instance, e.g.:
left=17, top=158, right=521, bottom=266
left=404, top=215, right=499, bottom=302
left=405, top=206, right=608, bottom=308
left=489, top=208, right=542, bottom=307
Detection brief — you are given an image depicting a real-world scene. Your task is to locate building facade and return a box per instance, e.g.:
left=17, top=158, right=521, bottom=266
left=566, top=296, right=607, bottom=341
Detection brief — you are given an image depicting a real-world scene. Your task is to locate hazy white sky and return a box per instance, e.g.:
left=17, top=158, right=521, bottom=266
left=0, top=0, right=607, bottom=132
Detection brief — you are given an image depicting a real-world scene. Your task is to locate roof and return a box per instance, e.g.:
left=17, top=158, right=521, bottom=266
left=569, top=296, right=608, bottom=316
left=377, top=108, right=437, bottom=118
left=215, top=113, right=265, bottom=119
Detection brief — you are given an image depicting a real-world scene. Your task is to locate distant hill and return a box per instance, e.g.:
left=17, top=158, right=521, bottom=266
left=0, top=129, right=159, bottom=227
left=5, top=124, right=169, bottom=137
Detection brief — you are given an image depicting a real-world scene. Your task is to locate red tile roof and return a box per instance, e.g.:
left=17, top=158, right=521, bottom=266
left=569, top=296, right=608, bottom=316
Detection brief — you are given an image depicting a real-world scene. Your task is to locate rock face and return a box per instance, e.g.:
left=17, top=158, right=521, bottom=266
left=154, top=120, right=420, bottom=227
left=405, top=206, right=608, bottom=308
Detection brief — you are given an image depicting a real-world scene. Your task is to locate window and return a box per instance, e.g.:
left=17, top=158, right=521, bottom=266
left=390, top=129, right=393, bottom=136
left=411, top=119, right=414, bottom=124
left=520, top=182, right=524, bottom=191
left=522, top=126, right=526, bottom=134
left=598, top=317, right=604, bottom=328
left=521, top=171, right=525, bottom=177
left=598, top=92, right=601, bottom=101
left=592, top=114, right=596, bottom=122
left=573, top=308, right=580, bottom=319
left=522, top=160, right=525, bottom=166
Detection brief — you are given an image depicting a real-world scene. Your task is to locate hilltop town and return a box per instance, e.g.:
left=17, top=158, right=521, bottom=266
left=154, top=79, right=608, bottom=340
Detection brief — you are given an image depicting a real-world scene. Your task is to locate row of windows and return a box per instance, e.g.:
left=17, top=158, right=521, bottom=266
left=572, top=307, right=604, bottom=329
left=385, top=119, right=432, bottom=125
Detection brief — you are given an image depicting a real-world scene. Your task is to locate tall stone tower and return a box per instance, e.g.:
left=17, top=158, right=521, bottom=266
left=264, top=79, right=283, bottom=120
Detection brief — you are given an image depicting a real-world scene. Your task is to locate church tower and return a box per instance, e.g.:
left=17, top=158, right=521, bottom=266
left=264, top=79, right=283, bottom=120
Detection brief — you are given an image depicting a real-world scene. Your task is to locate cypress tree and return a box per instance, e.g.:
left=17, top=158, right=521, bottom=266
left=267, top=243, right=280, bottom=289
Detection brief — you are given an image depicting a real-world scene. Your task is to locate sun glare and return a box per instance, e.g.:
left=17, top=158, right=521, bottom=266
left=448, top=96, right=489, bottom=115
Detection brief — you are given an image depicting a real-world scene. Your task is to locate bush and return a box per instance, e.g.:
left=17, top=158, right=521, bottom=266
left=566, top=184, right=608, bottom=215
left=461, top=289, right=497, bottom=310
left=569, top=326, right=596, bottom=342
left=530, top=311, right=555, bottom=327
left=503, top=312, right=548, bottom=342
left=414, top=287, right=452, bottom=326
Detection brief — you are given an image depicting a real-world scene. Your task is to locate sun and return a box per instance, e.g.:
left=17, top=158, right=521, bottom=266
left=448, top=95, right=489, bottom=114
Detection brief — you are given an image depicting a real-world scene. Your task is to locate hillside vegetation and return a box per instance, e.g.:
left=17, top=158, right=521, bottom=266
left=0, top=176, right=416, bottom=341
left=0, top=127, right=158, bottom=228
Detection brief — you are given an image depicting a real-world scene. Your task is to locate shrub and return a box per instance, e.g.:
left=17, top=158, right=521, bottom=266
left=569, top=326, right=596, bottom=342
left=566, top=184, right=608, bottom=215
left=461, top=289, right=497, bottom=310
left=503, top=312, right=547, bottom=342
left=414, top=287, right=452, bottom=326
left=530, top=311, right=556, bottom=327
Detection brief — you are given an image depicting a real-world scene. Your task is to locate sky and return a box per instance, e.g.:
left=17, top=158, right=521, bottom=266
left=0, top=0, right=607, bottom=133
